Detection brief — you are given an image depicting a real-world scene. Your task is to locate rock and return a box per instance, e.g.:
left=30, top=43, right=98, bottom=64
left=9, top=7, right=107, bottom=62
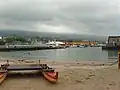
left=76, top=80, right=84, bottom=84
left=109, top=82, right=116, bottom=86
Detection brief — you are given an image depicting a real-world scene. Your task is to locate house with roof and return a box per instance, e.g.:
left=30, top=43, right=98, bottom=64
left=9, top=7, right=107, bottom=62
left=46, top=41, right=65, bottom=47
left=107, top=36, right=120, bottom=46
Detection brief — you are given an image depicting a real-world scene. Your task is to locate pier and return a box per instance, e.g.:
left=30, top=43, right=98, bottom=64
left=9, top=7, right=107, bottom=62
left=0, top=45, right=65, bottom=52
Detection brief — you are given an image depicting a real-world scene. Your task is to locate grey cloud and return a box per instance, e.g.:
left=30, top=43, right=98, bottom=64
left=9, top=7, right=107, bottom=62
left=0, top=0, right=119, bottom=35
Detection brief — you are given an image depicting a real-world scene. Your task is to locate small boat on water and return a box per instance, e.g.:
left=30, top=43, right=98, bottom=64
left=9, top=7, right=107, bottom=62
left=0, top=71, right=7, bottom=84
left=42, top=72, right=58, bottom=83
left=69, top=45, right=78, bottom=48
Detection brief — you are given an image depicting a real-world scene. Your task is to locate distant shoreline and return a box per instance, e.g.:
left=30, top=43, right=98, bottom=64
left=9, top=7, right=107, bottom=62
left=0, top=46, right=65, bottom=52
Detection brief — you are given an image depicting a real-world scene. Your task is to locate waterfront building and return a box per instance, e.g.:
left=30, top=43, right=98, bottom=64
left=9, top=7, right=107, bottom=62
left=107, top=36, right=120, bottom=47
left=65, top=41, right=96, bottom=46
left=46, top=41, right=65, bottom=47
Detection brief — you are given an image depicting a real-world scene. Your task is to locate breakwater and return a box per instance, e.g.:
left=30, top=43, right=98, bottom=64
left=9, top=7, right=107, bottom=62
left=0, top=45, right=65, bottom=52
left=102, top=46, right=120, bottom=50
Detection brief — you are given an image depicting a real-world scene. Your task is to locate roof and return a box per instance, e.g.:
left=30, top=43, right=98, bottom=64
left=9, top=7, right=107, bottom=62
left=46, top=41, right=65, bottom=44
left=108, top=36, right=120, bottom=38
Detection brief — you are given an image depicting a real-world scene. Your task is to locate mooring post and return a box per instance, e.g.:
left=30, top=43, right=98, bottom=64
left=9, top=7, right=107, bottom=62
left=118, top=52, right=120, bottom=69
left=39, top=60, right=40, bottom=66
left=7, top=60, right=9, bottom=65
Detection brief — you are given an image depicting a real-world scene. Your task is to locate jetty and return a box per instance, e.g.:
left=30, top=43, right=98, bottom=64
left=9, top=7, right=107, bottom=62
left=0, top=45, right=65, bottom=52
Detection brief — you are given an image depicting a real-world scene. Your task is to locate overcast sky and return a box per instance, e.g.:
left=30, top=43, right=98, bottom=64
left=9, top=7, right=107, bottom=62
left=0, top=0, right=119, bottom=36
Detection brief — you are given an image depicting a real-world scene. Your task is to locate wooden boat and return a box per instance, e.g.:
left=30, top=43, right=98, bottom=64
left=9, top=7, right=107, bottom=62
left=42, top=72, right=58, bottom=83
left=0, top=61, right=58, bottom=84
left=0, top=71, right=7, bottom=84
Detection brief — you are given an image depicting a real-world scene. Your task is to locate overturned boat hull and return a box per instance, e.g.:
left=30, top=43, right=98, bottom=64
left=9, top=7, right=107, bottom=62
left=42, top=72, right=58, bottom=83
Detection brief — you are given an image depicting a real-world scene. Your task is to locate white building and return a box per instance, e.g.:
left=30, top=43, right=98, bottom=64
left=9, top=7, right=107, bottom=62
left=0, top=36, right=2, bottom=40
left=46, top=41, right=65, bottom=47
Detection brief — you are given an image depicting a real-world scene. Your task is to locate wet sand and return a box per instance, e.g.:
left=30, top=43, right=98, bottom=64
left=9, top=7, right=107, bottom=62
left=0, top=59, right=119, bottom=90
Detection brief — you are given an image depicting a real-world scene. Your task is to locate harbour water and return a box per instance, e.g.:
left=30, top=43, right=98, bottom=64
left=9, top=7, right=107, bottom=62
left=0, top=47, right=118, bottom=63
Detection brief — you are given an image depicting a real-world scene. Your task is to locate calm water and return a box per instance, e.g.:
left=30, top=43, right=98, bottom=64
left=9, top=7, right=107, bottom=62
left=0, top=47, right=118, bottom=62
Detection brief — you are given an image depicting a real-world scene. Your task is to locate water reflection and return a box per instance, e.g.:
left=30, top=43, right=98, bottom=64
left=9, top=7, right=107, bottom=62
left=107, top=50, right=118, bottom=59
left=0, top=47, right=117, bottom=62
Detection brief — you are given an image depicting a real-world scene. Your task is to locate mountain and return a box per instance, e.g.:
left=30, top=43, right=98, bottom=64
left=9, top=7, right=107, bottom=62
left=0, top=30, right=107, bottom=41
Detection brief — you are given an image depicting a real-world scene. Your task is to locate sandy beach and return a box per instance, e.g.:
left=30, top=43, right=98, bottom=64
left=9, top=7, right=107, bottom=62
left=0, top=59, right=119, bottom=90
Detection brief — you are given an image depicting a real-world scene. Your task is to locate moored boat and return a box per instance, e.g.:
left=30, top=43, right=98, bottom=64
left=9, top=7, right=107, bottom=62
left=42, top=72, right=58, bottom=83
left=69, top=45, right=78, bottom=48
left=0, top=71, right=7, bottom=84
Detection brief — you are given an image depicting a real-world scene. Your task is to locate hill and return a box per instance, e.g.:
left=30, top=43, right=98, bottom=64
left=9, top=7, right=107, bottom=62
left=0, top=30, right=107, bottom=41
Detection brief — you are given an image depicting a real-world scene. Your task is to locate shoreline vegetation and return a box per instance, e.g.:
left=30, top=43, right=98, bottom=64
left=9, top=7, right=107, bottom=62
left=0, top=59, right=119, bottom=90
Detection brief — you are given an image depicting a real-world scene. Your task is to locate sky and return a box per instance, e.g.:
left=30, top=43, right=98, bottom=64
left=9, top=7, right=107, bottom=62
left=0, top=0, right=119, bottom=36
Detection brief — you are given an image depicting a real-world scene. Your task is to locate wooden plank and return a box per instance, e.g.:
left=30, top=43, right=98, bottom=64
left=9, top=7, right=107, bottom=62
left=0, top=63, right=54, bottom=71
left=7, top=66, right=42, bottom=71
